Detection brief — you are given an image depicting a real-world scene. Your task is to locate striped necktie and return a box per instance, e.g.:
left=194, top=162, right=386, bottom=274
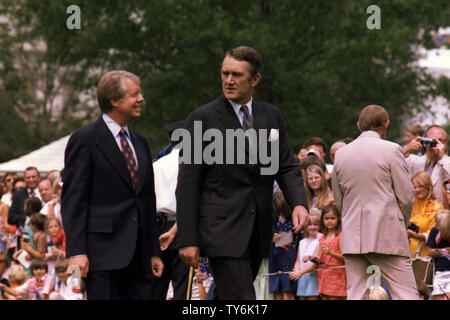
left=119, top=129, right=138, bottom=189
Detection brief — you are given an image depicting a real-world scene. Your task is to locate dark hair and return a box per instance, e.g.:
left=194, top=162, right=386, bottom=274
left=0, top=252, right=8, bottom=264
left=3, top=172, right=17, bottom=184
left=302, top=137, right=328, bottom=154
left=13, top=177, right=24, bottom=188
left=299, top=155, right=327, bottom=172
left=320, top=204, right=342, bottom=236
left=54, top=258, right=69, bottom=273
left=30, top=213, right=47, bottom=232
left=30, top=258, right=48, bottom=273
left=24, top=197, right=42, bottom=217
left=224, top=46, right=262, bottom=79
left=24, top=166, right=40, bottom=178
left=96, top=70, right=141, bottom=113
left=272, top=191, right=292, bottom=219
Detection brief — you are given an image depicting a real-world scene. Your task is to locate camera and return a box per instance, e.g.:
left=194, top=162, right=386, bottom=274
left=307, top=149, right=317, bottom=156
left=408, top=223, right=419, bottom=233
left=420, top=138, right=437, bottom=147
left=309, top=257, right=324, bottom=265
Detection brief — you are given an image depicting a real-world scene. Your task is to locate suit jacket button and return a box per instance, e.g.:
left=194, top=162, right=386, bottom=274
left=250, top=209, right=256, bottom=214
left=133, top=217, right=137, bottom=223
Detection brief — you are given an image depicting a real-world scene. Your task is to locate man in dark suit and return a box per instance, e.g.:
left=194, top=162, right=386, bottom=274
left=176, top=46, right=309, bottom=299
left=62, top=70, right=163, bottom=300
left=8, top=166, right=42, bottom=228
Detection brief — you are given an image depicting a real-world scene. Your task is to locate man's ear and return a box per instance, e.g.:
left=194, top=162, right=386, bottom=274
left=251, top=73, right=261, bottom=88
left=110, top=99, right=119, bottom=108
left=385, top=120, right=390, bottom=129
left=357, top=121, right=361, bottom=132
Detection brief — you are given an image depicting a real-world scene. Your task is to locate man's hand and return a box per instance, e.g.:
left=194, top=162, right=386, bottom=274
left=151, top=256, right=164, bottom=278
left=159, top=231, right=175, bottom=251
left=179, top=246, right=200, bottom=267
left=297, top=149, right=308, bottom=161
left=68, top=255, right=89, bottom=278
left=427, top=138, right=446, bottom=162
left=292, top=205, right=310, bottom=233
left=402, top=136, right=422, bottom=155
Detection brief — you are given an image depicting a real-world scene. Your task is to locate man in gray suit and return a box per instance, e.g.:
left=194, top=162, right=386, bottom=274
left=332, top=105, right=419, bottom=300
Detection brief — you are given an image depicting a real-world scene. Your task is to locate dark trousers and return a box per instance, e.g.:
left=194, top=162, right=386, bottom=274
left=85, top=228, right=153, bottom=300
left=208, top=217, right=262, bottom=300
left=151, top=217, right=192, bottom=300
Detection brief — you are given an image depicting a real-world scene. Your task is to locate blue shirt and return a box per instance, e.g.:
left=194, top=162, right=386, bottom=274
left=228, top=98, right=253, bottom=127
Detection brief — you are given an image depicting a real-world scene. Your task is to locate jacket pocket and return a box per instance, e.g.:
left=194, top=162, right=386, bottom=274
left=199, top=204, right=228, bottom=218
left=87, top=217, right=113, bottom=233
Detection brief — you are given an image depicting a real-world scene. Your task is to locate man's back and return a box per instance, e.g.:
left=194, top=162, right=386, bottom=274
left=332, top=131, right=414, bottom=257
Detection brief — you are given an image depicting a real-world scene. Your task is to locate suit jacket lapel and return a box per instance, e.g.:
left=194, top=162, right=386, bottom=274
left=216, top=96, right=248, bottom=154
left=252, top=100, right=267, bottom=132
left=94, top=117, right=134, bottom=191
left=216, top=96, right=242, bottom=131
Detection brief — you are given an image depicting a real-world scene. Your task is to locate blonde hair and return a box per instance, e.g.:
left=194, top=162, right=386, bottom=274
left=435, top=209, right=450, bottom=237
left=368, top=285, right=389, bottom=300
left=305, top=165, right=330, bottom=210
left=8, top=264, right=26, bottom=284
left=412, top=171, right=435, bottom=200
left=303, top=208, right=321, bottom=238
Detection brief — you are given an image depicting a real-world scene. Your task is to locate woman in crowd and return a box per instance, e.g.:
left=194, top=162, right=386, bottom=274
left=443, top=179, right=450, bottom=210
left=304, top=165, right=334, bottom=211
left=408, top=171, right=443, bottom=258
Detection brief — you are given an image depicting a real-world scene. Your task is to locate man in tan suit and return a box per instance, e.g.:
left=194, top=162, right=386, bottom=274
left=332, top=105, right=419, bottom=300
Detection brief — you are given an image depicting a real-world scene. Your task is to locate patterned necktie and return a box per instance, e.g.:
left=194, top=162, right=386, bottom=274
left=119, top=129, right=138, bottom=189
left=29, top=189, right=35, bottom=198
left=240, top=105, right=253, bottom=130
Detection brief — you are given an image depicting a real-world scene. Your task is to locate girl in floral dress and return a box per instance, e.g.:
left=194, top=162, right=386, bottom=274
left=316, top=204, right=346, bottom=300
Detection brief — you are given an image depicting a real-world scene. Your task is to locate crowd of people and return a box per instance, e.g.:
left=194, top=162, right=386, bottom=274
left=0, top=122, right=448, bottom=301
left=266, top=123, right=450, bottom=300
left=0, top=168, right=84, bottom=299
left=0, top=45, right=449, bottom=301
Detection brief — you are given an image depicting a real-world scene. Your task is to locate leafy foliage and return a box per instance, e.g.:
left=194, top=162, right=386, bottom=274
left=0, top=0, right=448, bottom=162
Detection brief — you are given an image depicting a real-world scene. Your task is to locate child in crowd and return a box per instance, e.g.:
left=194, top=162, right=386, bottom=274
left=22, top=258, right=54, bottom=300
left=304, top=165, right=334, bottom=211
left=0, top=252, right=9, bottom=299
left=368, top=285, right=389, bottom=300
left=45, top=218, right=66, bottom=278
left=14, top=213, right=48, bottom=264
left=316, top=204, right=347, bottom=300
left=0, top=264, right=27, bottom=300
left=426, top=209, right=450, bottom=300
left=269, top=192, right=297, bottom=300
left=49, top=258, right=84, bottom=300
left=289, top=209, right=322, bottom=300
left=408, top=171, right=443, bottom=258
left=2, top=259, right=54, bottom=300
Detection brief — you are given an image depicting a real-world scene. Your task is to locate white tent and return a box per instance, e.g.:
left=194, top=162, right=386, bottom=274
left=0, top=135, right=70, bottom=175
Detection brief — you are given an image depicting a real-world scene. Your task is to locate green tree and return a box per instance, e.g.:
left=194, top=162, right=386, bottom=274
left=0, top=0, right=448, bottom=161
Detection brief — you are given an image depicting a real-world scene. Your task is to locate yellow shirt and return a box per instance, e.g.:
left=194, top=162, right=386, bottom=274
left=409, top=198, right=443, bottom=258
